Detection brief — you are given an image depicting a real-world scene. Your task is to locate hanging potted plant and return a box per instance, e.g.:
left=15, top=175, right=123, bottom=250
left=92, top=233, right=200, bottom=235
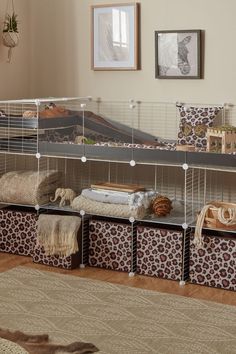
left=2, top=1, right=19, bottom=63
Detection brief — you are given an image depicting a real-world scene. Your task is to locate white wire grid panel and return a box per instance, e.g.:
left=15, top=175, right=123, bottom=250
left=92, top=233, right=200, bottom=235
left=205, top=170, right=236, bottom=203
left=0, top=102, right=38, bottom=154
left=185, top=168, right=206, bottom=225
left=224, top=104, right=236, bottom=126
left=136, top=102, right=178, bottom=141
left=0, top=97, right=89, bottom=155
left=89, top=99, right=234, bottom=142
left=89, top=99, right=178, bottom=141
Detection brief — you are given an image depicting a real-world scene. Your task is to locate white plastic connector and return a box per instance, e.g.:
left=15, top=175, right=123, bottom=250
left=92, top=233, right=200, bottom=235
left=34, top=99, right=40, bottom=106
left=182, top=222, right=188, bottom=230
left=36, top=153, right=41, bottom=159
left=129, top=272, right=135, bottom=277
left=80, top=210, right=85, bottom=216
left=80, top=103, right=86, bottom=109
left=223, top=102, right=233, bottom=110
left=129, top=216, right=135, bottom=223
left=129, top=160, right=136, bottom=167
left=81, top=156, right=87, bottom=163
left=182, top=163, right=188, bottom=170
left=179, top=280, right=186, bottom=287
left=176, top=101, right=184, bottom=107
left=80, top=264, right=86, bottom=269
left=129, top=104, right=136, bottom=109
left=35, top=204, right=40, bottom=211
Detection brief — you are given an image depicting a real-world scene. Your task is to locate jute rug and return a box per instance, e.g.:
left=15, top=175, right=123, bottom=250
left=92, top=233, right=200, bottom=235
left=0, top=267, right=236, bottom=354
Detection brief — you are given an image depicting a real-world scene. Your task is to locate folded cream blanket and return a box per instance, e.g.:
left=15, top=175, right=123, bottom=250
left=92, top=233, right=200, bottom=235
left=0, top=170, right=61, bottom=205
left=81, top=188, right=130, bottom=204
left=81, top=188, right=156, bottom=210
left=37, top=214, right=81, bottom=257
left=71, top=194, right=147, bottom=219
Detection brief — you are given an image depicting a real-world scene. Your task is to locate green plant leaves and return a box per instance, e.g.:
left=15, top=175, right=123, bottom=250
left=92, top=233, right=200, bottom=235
left=3, top=12, right=19, bottom=33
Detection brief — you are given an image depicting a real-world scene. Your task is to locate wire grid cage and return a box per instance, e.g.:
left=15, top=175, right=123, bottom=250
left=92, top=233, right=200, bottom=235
left=0, top=97, right=235, bottom=227
left=1, top=97, right=235, bottom=159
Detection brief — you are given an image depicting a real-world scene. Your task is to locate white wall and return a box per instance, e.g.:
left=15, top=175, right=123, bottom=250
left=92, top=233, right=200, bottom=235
left=30, top=0, right=80, bottom=98
left=2, top=0, right=236, bottom=104
left=0, top=0, right=30, bottom=99
left=29, top=0, right=236, bottom=104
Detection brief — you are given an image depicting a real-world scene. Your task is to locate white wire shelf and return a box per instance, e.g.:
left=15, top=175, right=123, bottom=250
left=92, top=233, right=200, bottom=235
left=33, top=201, right=188, bottom=228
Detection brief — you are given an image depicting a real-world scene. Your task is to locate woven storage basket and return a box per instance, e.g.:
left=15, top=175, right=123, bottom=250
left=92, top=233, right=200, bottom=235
left=203, top=202, right=236, bottom=230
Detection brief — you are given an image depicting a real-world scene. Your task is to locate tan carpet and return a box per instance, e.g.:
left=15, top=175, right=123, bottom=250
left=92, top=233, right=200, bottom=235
left=0, top=267, right=236, bottom=354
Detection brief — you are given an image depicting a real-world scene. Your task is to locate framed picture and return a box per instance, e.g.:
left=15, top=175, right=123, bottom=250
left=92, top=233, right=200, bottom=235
left=91, top=3, right=140, bottom=70
left=155, top=30, right=202, bottom=79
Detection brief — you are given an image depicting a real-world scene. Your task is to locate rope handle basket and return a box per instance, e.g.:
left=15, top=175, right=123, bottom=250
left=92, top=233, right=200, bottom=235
left=194, top=201, right=236, bottom=248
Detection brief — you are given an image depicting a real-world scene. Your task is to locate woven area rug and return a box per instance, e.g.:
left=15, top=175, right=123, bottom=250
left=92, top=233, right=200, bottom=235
left=0, top=267, right=236, bottom=354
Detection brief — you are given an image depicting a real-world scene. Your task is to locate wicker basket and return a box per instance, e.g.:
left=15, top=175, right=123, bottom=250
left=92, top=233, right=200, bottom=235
left=203, top=202, right=236, bottom=230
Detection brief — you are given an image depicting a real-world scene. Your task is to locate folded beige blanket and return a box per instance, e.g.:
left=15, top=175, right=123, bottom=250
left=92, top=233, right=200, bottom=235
left=71, top=194, right=147, bottom=219
left=37, top=214, right=81, bottom=257
left=0, top=170, right=61, bottom=205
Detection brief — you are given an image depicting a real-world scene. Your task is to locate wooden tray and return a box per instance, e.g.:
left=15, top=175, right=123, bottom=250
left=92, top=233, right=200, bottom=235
left=91, top=182, right=146, bottom=193
left=176, top=144, right=195, bottom=152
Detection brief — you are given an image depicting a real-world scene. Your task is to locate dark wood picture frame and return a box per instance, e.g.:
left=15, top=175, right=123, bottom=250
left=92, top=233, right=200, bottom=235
left=91, top=3, right=140, bottom=71
left=155, top=30, right=202, bottom=79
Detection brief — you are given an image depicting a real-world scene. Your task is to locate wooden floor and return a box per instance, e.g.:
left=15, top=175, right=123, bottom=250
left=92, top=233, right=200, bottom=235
left=1, top=252, right=236, bottom=306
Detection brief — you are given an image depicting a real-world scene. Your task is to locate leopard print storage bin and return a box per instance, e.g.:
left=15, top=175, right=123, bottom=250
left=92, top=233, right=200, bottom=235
left=189, top=233, right=236, bottom=291
left=33, top=246, right=81, bottom=270
left=0, top=207, right=37, bottom=256
left=136, top=224, right=184, bottom=281
left=89, top=218, right=134, bottom=272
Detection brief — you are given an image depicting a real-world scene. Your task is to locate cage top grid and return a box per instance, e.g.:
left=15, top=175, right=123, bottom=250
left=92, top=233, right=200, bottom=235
left=0, top=97, right=91, bottom=105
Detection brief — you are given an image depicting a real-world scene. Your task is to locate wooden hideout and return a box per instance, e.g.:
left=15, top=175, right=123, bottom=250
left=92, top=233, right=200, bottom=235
left=206, top=127, right=236, bottom=153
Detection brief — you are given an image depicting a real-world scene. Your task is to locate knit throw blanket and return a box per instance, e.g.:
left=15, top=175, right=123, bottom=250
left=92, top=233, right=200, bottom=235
left=0, top=170, right=61, bottom=205
left=37, top=214, right=81, bottom=257
left=72, top=194, right=147, bottom=219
